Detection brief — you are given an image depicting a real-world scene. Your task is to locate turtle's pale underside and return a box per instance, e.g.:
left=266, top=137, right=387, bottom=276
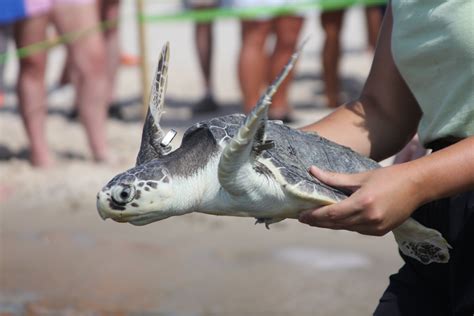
left=97, top=43, right=451, bottom=265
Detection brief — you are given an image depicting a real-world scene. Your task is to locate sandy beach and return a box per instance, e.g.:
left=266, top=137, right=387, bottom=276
left=0, top=3, right=402, bottom=315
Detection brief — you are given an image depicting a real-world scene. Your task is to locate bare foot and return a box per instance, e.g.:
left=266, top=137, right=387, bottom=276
left=93, top=151, right=110, bottom=164
left=30, top=148, right=54, bottom=168
left=94, top=152, right=125, bottom=166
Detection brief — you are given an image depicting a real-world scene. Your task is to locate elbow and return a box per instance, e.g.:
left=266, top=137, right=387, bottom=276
left=356, top=93, right=421, bottom=161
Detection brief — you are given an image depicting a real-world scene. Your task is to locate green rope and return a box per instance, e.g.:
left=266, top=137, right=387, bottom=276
left=0, top=18, right=118, bottom=65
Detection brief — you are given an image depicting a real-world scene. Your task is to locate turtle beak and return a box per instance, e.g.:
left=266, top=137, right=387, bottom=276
left=96, top=191, right=110, bottom=220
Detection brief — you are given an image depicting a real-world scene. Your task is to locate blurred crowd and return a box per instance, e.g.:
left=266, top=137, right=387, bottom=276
left=0, top=0, right=387, bottom=168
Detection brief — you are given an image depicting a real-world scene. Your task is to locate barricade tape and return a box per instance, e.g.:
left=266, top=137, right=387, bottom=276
left=0, top=19, right=118, bottom=65
left=0, top=0, right=385, bottom=64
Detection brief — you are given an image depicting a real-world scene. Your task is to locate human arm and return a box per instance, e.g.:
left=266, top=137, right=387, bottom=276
left=302, top=4, right=421, bottom=161
left=299, top=137, right=474, bottom=235
left=299, top=4, right=474, bottom=235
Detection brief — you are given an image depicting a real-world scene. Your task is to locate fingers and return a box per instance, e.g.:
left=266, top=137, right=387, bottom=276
left=308, top=166, right=363, bottom=193
left=299, top=215, right=362, bottom=231
left=299, top=199, right=359, bottom=223
left=303, top=167, right=392, bottom=236
left=299, top=203, right=361, bottom=231
left=298, top=197, right=390, bottom=236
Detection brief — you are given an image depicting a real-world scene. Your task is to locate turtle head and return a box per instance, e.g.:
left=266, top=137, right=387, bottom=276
left=96, top=162, right=178, bottom=226
left=96, top=42, right=183, bottom=225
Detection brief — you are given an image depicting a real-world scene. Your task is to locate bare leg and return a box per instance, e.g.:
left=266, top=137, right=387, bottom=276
left=195, top=22, right=213, bottom=95
left=269, top=15, right=304, bottom=120
left=190, top=3, right=218, bottom=113
left=62, top=0, right=119, bottom=115
left=99, top=0, right=120, bottom=104
left=192, top=20, right=219, bottom=113
left=365, top=6, right=383, bottom=51
left=238, top=20, right=272, bottom=113
left=58, top=48, right=74, bottom=87
left=0, top=25, right=10, bottom=107
left=14, top=15, right=53, bottom=167
left=52, top=3, right=109, bottom=162
left=320, top=10, right=344, bottom=108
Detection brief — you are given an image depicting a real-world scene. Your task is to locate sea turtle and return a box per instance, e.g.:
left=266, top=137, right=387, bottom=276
left=97, top=42, right=451, bottom=265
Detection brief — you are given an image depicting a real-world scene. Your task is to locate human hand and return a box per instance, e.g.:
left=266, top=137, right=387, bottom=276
left=298, top=164, right=423, bottom=236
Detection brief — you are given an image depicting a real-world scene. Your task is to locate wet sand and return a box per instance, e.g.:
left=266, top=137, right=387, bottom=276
left=0, top=6, right=402, bottom=315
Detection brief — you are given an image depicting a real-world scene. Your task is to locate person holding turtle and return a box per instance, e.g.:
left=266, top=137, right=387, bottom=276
left=299, top=0, right=474, bottom=314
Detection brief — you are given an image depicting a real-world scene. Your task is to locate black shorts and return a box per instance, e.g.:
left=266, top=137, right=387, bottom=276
left=374, top=190, right=474, bottom=315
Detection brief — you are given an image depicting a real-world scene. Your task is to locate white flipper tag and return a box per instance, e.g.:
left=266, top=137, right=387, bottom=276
left=160, top=129, right=177, bottom=147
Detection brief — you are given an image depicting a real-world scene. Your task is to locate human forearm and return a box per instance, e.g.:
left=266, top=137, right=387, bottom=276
left=302, top=5, right=422, bottom=161
left=302, top=96, right=418, bottom=161
left=405, top=136, right=474, bottom=206
left=302, top=101, right=371, bottom=154
left=299, top=136, right=474, bottom=236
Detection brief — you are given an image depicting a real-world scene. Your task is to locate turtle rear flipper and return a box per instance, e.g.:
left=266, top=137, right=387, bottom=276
left=284, top=183, right=451, bottom=264
left=393, top=217, right=451, bottom=264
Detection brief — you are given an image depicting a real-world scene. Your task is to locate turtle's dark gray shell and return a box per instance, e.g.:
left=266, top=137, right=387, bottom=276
left=183, top=114, right=379, bottom=203
left=184, top=114, right=245, bottom=144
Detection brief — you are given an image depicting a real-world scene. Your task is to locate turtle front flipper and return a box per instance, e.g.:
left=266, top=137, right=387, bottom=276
left=218, top=41, right=306, bottom=195
left=392, top=218, right=451, bottom=264
left=136, top=42, right=174, bottom=165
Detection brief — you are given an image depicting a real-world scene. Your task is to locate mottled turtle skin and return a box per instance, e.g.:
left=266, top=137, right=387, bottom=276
left=97, top=42, right=451, bottom=265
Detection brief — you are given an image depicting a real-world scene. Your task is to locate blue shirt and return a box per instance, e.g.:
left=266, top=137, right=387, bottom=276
left=0, top=0, right=27, bottom=24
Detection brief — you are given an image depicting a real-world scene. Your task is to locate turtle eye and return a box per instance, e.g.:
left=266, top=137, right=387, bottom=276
left=111, top=185, right=136, bottom=205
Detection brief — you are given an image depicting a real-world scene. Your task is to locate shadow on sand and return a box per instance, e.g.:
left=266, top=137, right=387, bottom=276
left=0, top=70, right=365, bottom=142
left=294, top=71, right=365, bottom=102
left=0, top=145, right=87, bottom=163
